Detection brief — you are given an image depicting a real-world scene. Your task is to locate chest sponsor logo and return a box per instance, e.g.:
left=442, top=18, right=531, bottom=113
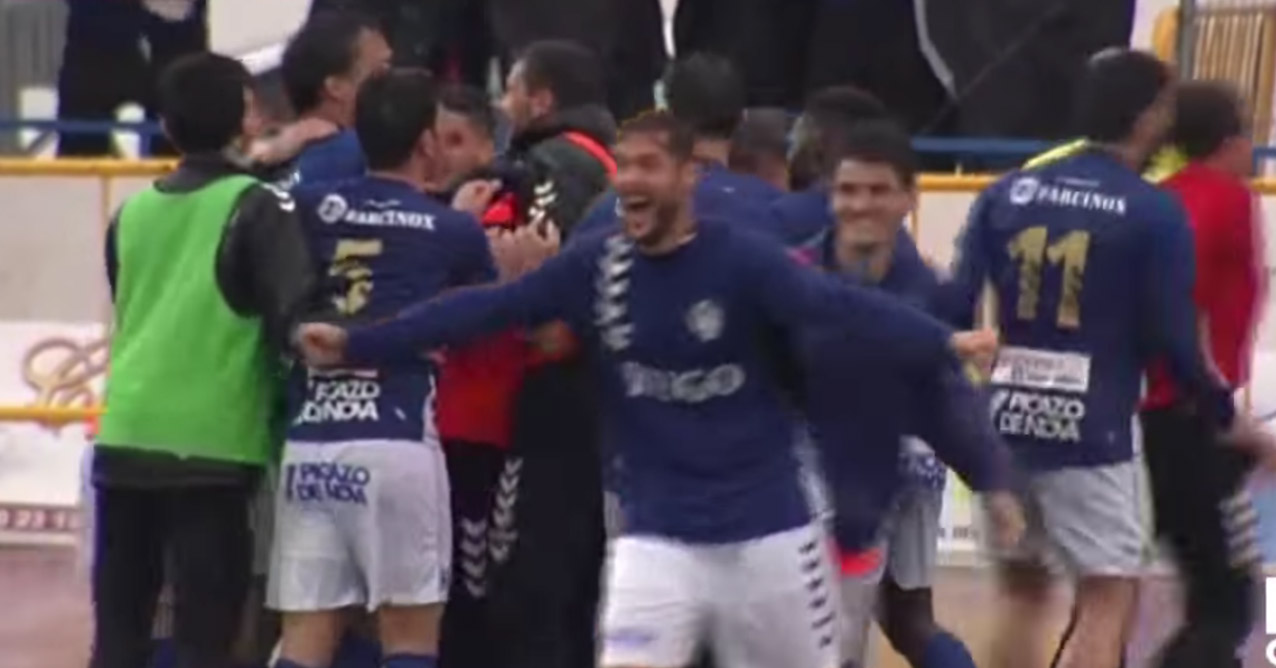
left=620, top=361, right=745, bottom=404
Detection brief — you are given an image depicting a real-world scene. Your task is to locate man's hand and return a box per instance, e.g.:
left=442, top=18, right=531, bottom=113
left=950, top=328, right=999, bottom=371
left=452, top=179, right=502, bottom=218
left=1220, top=413, right=1276, bottom=474
left=489, top=223, right=561, bottom=281
left=249, top=117, right=339, bottom=165
left=982, top=491, right=1026, bottom=550
left=294, top=323, right=350, bottom=367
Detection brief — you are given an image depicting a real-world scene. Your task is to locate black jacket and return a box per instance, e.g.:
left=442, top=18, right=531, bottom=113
left=97, top=154, right=316, bottom=487
left=467, top=104, right=616, bottom=239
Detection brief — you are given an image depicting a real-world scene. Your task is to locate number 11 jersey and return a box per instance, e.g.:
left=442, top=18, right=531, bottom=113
left=939, top=149, right=1219, bottom=471
left=287, top=176, right=497, bottom=444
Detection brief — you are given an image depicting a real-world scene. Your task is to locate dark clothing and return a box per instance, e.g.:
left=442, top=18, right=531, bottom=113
left=506, top=105, right=618, bottom=236
left=58, top=0, right=208, bottom=157
left=90, top=483, right=255, bottom=668
left=96, top=153, right=315, bottom=489
left=1140, top=405, right=1257, bottom=668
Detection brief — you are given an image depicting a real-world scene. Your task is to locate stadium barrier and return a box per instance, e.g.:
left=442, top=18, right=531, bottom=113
left=4, top=160, right=1276, bottom=560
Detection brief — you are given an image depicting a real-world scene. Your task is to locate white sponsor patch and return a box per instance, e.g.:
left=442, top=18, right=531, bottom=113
left=991, top=346, right=1091, bottom=394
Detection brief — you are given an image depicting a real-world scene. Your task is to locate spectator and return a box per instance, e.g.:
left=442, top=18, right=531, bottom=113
left=57, top=0, right=208, bottom=157
left=91, top=52, right=313, bottom=668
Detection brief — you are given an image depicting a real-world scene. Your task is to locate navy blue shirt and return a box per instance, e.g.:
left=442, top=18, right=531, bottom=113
left=796, top=230, right=1009, bottom=550
left=343, top=219, right=956, bottom=542
left=574, top=163, right=785, bottom=239
left=285, top=130, right=367, bottom=189
left=770, top=186, right=832, bottom=245
left=287, top=176, right=495, bottom=444
left=938, top=150, right=1232, bottom=471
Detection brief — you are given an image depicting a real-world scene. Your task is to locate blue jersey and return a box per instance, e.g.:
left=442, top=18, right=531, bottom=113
left=287, top=176, right=495, bottom=444
left=573, top=163, right=785, bottom=239
left=285, top=130, right=367, bottom=188
left=342, top=219, right=956, bottom=542
left=939, top=150, right=1232, bottom=470
left=770, top=187, right=832, bottom=245
left=796, top=230, right=1008, bottom=550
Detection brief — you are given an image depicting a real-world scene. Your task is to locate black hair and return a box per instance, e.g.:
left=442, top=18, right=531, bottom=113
left=282, top=11, right=382, bottom=114
left=803, top=85, right=890, bottom=130
left=355, top=68, right=438, bottom=170
left=662, top=53, right=746, bottom=139
left=516, top=40, right=606, bottom=109
left=618, top=110, right=696, bottom=162
left=834, top=119, right=918, bottom=188
left=157, top=52, right=253, bottom=154
left=1171, top=80, right=1247, bottom=160
left=438, top=84, right=498, bottom=139
left=729, top=108, right=790, bottom=173
left=1075, top=49, right=1172, bottom=143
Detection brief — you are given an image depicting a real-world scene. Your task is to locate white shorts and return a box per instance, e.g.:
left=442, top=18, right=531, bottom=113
left=600, top=523, right=839, bottom=668
left=267, top=438, right=451, bottom=612
left=987, top=460, right=1144, bottom=577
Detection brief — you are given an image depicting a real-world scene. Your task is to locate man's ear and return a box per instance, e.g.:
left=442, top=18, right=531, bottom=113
left=529, top=88, right=555, bottom=119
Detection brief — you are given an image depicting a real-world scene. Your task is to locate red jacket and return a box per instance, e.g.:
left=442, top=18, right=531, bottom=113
left=1144, top=163, right=1266, bottom=409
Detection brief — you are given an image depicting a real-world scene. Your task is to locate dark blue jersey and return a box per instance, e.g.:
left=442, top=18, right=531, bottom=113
left=770, top=186, right=833, bottom=245
left=284, top=130, right=367, bottom=189
left=342, top=219, right=956, bottom=542
left=573, top=163, right=785, bottom=239
left=287, top=176, right=495, bottom=444
left=938, top=150, right=1233, bottom=470
left=796, top=230, right=1009, bottom=550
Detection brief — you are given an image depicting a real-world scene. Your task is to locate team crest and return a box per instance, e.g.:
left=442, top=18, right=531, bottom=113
left=1008, top=177, right=1039, bottom=206
left=685, top=300, right=724, bottom=342
left=317, top=194, right=348, bottom=224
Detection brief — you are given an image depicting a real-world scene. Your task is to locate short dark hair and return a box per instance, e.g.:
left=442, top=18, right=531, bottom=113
left=355, top=68, right=439, bottom=170
left=618, top=110, right=696, bottom=162
left=282, top=11, right=382, bottom=114
left=517, top=40, right=606, bottom=109
left=1075, top=49, right=1172, bottom=143
left=835, top=120, right=918, bottom=188
left=803, top=85, right=890, bottom=129
left=1172, top=80, right=1246, bottom=160
left=158, top=53, right=253, bottom=154
left=662, top=53, right=746, bottom=139
left=729, top=108, right=789, bottom=173
left=438, top=84, right=497, bottom=139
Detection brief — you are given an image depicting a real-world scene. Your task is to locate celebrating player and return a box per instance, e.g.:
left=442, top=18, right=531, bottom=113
left=294, top=111, right=996, bottom=668
left=267, top=69, right=496, bottom=668
left=937, top=50, right=1241, bottom=668
left=793, top=120, right=1020, bottom=668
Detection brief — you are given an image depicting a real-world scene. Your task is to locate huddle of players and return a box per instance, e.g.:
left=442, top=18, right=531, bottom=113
left=254, top=22, right=1266, bottom=668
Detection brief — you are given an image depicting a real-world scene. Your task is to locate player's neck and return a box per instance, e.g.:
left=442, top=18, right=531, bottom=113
left=833, top=238, right=892, bottom=282
left=692, top=139, right=731, bottom=167
left=303, top=106, right=347, bottom=130
left=369, top=167, right=426, bottom=191
left=1091, top=141, right=1149, bottom=171
left=638, top=209, right=697, bottom=256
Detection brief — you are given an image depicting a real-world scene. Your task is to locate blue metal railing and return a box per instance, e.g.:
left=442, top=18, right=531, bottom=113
left=4, top=118, right=1276, bottom=163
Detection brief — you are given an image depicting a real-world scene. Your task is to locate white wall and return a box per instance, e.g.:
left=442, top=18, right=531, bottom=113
left=208, top=0, right=309, bottom=56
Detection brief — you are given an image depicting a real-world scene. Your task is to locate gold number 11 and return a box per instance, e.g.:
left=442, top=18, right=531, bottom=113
left=1006, top=226, right=1090, bottom=329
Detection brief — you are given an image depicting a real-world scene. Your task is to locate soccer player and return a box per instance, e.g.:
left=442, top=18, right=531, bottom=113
left=93, top=53, right=313, bottom=668
left=772, top=85, right=892, bottom=244
left=267, top=69, right=496, bottom=668
left=937, top=51, right=1241, bottom=668
left=729, top=107, right=792, bottom=192
left=574, top=53, right=785, bottom=239
left=429, top=84, right=499, bottom=196
left=793, top=120, right=1019, bottom=668
left=257, top=11, right=392, bottom=185
left=295, top=110, right=996, bottom=668
left=1141, top=80, right=1268, bottom=668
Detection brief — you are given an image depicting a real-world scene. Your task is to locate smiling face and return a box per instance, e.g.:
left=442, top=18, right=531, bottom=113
left=611, top=130, right=698, bottom=247
left=829, top=158, right=915, bottom=251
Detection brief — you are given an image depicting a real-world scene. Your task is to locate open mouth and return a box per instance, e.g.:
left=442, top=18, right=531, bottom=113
left=620, top=195, right=656, bottom=216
